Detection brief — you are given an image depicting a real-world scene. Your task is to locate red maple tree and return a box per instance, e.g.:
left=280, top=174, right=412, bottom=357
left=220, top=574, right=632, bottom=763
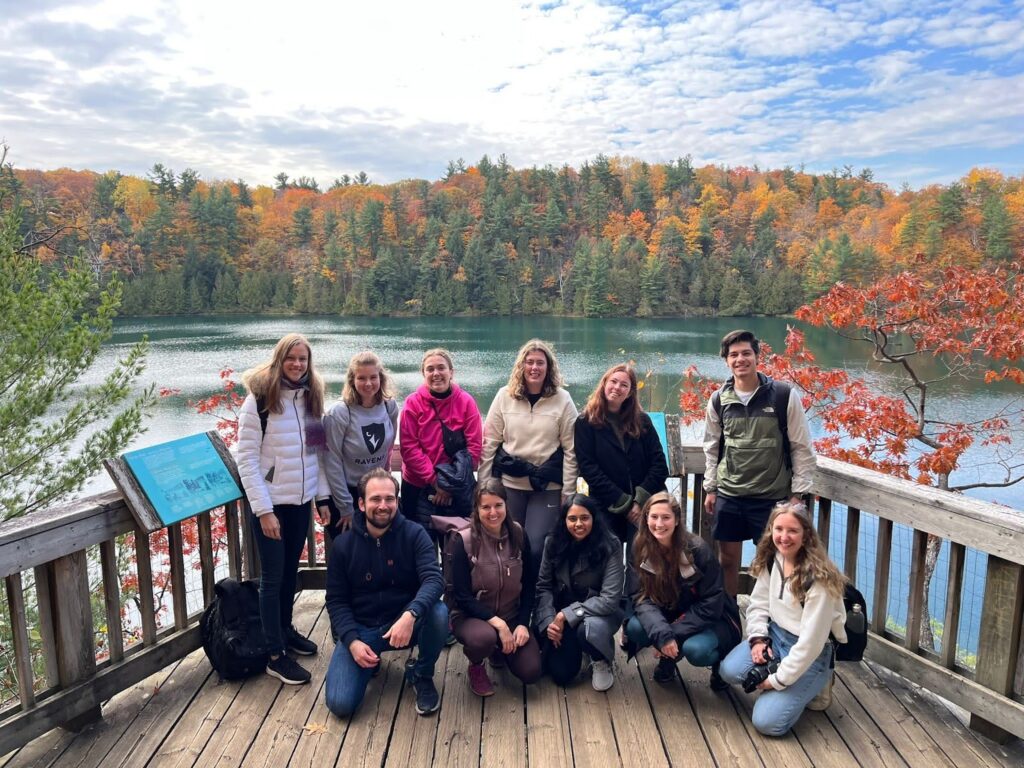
left=680, top=261, right=1024, bottom=649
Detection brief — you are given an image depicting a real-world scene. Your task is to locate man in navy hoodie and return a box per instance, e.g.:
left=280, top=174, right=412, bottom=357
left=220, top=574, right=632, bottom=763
left=324, top=468, right=447, bottom=717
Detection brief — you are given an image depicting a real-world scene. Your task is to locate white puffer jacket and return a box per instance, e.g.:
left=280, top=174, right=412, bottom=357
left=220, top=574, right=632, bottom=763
left=236, top=389, right=329, bottom=517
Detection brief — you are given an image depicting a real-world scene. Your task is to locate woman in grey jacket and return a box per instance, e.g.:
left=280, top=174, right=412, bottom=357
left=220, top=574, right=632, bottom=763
left=535, top=494, right=623, bottom=691
left=323, top=351, right=398, bottom=540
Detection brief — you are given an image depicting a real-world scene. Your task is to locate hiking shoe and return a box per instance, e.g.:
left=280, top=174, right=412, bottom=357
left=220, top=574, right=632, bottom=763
left=266, top=654, right=311, bottom=685
left=285, top=626, right=318, bottom=656
left=709, top=663, right=729, bottom=692
left=468, top=662, right=495, bottom=697
left=653, top=657, right=677, bottom=683
left=405, top=659, right=440, bottom=715
left=807, top=672, right=833, bottom=711
left=591, top=660, right=614, bottom=692
left=488, top=649, right=506, bottom=669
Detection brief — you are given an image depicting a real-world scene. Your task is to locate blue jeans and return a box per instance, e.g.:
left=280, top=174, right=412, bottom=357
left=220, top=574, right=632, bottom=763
left=251, top=503, right=310, bottom=655
left=625, top=616, right=721, bottom=667
left=719, top=622, right=833, bottom=736
left=325, top=601, right=449, bottom=717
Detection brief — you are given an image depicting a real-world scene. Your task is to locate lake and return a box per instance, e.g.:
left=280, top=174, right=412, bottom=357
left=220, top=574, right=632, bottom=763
left=88, top=314, right=1023, bottom=510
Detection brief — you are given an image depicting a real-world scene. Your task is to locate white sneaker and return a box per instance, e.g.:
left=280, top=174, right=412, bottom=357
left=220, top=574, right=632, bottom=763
left=591, top=660, right=614, bottom=692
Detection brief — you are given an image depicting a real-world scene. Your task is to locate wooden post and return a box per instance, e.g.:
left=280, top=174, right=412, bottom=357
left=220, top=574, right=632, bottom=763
left=167, top=523, right=188, bottom=631
left=45, top=550, right=100, bottom=730
left=970, top=556, right=1024, bottom=743
left=905, top=529, right=928, bottom=651
left=99, top=539, right=124, bottom=663
left=940, top=542, right=965, bottom=669
left=242, top=499, right=260, bottom=581
left=134, top=528, right=158, bottom=644
left=32, top=565, right=60, bottom=688
left=817, top=497, right=832, bottom=553
left=843, top=507, right=860, bottom=581
left=873, top=518, right=893, bottom=634
left=197, top=512, right=215, bottom=606
left=4, top=572, right=35, bottom=708
left=224, top=499, right=242, bottom=581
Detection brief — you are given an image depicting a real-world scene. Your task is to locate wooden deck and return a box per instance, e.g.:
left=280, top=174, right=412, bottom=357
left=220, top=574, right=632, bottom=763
left=4, top=591, right=1022, bottom=768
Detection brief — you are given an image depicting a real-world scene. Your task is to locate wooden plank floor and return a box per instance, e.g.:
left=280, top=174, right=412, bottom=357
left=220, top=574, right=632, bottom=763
left=4, top=591, right=1023, bottom=768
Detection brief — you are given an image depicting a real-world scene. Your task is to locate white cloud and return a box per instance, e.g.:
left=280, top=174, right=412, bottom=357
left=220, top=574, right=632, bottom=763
left=1, top=0, right=1022, bottom=188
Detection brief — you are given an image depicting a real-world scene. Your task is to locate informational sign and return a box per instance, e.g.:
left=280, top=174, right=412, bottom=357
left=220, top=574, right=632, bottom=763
left=121, top=434, right=242, bottom=526
left=649, top=412, right=668, bottom=453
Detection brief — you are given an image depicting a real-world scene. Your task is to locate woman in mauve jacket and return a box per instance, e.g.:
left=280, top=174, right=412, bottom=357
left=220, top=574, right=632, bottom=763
left=448, top=478, right=541, bottom=697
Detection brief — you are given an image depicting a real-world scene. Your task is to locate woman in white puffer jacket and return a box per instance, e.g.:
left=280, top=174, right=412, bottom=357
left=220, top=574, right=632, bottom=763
left=236, top=333, right=330, bottom=686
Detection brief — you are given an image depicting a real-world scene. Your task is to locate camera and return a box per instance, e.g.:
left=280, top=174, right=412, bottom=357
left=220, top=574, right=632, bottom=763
left=742, top=644, right=779, bottom=693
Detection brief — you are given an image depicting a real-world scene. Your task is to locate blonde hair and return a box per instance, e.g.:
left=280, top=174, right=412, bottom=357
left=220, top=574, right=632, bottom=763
left=507, top=338, right=563, bottom=400
left=242, top=333, right=325, bottom=417
left=341, top=350, right=395, bottom=406
left=420, top=348, right=454, bottom=373
left=750, top=501, right=847, bottom=602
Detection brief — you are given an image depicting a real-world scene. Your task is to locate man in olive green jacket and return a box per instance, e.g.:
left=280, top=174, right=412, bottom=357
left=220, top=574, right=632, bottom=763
left=702, top=330, right=816, bottom=596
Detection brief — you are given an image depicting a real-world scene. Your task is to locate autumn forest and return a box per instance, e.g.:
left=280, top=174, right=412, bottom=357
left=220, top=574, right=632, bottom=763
left=5, top=156, right=1022, bottom=318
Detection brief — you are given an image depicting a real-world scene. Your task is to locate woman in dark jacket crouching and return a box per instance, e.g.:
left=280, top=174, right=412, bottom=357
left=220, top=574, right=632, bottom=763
left=625, top=492, right=740, bottom=689
left=535, top=494, right=623, bottom=691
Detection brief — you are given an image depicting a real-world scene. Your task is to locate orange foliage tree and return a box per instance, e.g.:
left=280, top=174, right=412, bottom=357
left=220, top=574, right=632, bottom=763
left=680, top=261, right=1024, bottom=649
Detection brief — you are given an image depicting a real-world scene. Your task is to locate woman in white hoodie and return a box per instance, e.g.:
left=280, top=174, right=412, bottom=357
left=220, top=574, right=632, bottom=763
left=236, top=333, right=330, bottom=686
left=718, top=500, right=848, bottom=735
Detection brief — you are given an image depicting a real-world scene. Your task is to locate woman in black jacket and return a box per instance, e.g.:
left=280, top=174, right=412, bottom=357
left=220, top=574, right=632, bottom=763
left=574, top=364, right=668, bottom=544
left=535, top=494, right=623, bottom=691
left=625, top=492, right=740, bottom=689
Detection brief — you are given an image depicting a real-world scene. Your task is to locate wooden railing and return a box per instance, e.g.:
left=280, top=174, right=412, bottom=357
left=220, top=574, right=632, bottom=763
left=663, top=415, right=1024, bottom=744
left=1, top=423, right=1023, bottom=754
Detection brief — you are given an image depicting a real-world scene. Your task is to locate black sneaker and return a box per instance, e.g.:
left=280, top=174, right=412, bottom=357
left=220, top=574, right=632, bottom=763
left=405, top=658, right=440, bottom=715
left=709, top=663, right=729, bottom=692
left=267, top=654, right=311, bottom=685
left=653, top=657, right=677, bottom=683
left=285, top=626, right=318, bottom=656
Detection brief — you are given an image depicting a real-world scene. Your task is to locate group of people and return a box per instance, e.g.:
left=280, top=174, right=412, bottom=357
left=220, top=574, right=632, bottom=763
left=233, top=330, right=850, bottom=737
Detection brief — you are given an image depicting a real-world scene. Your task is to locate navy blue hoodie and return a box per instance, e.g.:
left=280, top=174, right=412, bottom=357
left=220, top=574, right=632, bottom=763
left=326, top=509, right=444, bottom=647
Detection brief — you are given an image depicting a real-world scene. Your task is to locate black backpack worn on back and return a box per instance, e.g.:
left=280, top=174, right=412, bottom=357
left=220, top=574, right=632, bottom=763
left=200, top=577, right=272, bottom=680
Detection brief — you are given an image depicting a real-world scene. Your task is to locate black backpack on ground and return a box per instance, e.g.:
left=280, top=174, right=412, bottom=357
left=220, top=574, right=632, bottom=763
left=765, top=558, right=868, bottom=662
left=200, top=577, right=272, bottom=680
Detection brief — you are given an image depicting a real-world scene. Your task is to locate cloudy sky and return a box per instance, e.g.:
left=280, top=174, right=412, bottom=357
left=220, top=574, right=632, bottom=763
left=2, top=0, right=1023, bottom=188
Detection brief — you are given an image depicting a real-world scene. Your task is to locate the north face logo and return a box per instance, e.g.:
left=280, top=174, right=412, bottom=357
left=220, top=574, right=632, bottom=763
left=362, top=422, right=385, bottom=453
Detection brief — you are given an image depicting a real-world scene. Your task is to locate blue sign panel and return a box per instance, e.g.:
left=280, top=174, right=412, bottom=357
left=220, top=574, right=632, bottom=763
left=123, top=434, right=242, bottom=525
left=649, top=412, right=668, bottom=453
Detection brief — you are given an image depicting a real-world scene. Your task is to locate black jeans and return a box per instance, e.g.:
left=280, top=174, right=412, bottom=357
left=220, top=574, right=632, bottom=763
left=251, top=502, right=310, bottom=654
left=542, top=624, right=606, bottom=686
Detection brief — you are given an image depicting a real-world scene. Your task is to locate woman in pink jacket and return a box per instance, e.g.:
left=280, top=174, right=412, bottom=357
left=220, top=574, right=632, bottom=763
left=399, top=348, right=482, bottom=530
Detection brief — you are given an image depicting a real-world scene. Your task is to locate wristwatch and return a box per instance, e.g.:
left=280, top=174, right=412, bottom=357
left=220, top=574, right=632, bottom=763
left=407, top=608, right=420, bottom=619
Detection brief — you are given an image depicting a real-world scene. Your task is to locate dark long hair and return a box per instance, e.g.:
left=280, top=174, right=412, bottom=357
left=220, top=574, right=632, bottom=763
left=630, top=492, right=700, bottom=608
left=546, top=493, right=619, bottom=570
left=580, top=363, right=644, bottom=438
left=471, top=478, right=524, bottom=554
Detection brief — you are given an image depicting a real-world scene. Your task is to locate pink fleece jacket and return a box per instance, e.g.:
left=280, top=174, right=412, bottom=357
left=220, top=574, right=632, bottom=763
left=399, top=383, right=482, bottom=488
